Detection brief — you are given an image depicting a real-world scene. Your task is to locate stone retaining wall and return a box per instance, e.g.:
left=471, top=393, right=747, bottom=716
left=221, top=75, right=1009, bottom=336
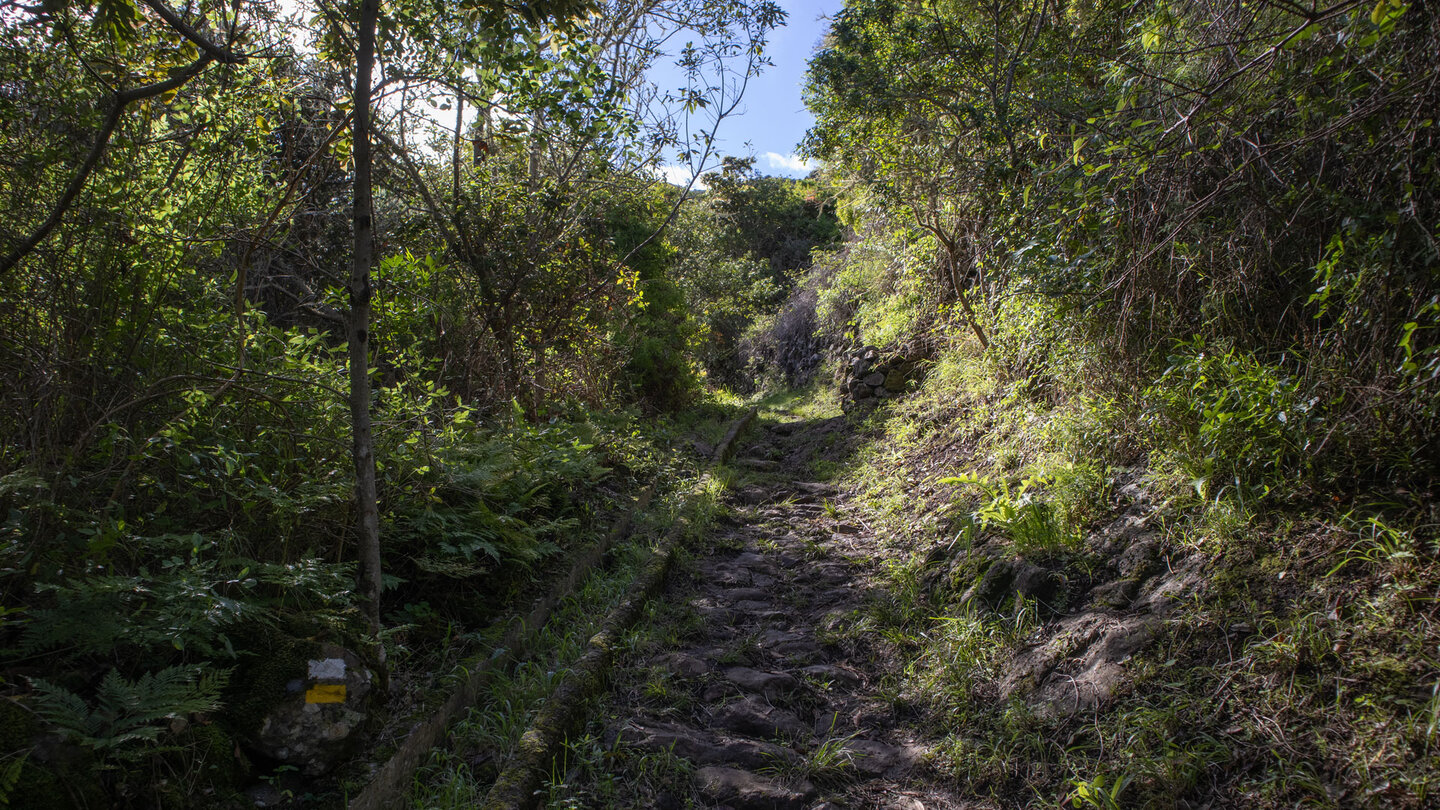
left=840, top=346, right=918, bottom=410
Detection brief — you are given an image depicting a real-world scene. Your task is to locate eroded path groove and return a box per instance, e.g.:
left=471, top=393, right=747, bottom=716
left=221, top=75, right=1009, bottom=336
left=597, top=417, right=966, bottom=810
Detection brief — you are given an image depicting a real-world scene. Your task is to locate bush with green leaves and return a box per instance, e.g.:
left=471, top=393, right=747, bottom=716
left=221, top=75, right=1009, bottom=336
left=383, top=408, right=640, bottom=621
left=804, top=0, right=1440, bottom=493
left=1143, top=340, right=1318, bottom=500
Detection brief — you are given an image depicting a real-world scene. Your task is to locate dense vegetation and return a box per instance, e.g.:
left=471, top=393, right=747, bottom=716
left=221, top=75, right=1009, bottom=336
left=784, top=0, right=1440, bottom=804
left=0, top=0, right=834, bottom=805
left=0, top=0, right=1436, bottom=805
left=802, top=0, right=1438, bottom=492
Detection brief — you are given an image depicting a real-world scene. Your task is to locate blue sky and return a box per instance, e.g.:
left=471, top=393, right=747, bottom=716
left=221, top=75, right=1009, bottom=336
left=655, top=0, right=842, bottom=184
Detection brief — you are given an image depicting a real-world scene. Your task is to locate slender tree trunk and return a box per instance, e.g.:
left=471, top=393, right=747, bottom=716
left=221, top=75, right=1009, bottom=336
left=948, top=251, right=990, bottom=350
left=453, top=92, right=464, bottom=217
left=349, top=0, right=385, bottom=664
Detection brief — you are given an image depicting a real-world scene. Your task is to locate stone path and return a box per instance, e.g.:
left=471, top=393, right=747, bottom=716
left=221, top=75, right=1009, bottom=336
left=600, top=417, right=967, bottom=809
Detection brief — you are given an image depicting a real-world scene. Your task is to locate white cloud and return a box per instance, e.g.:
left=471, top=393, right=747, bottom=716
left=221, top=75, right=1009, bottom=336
left=762, top=152, right=819, bottom=174
left=653, top=165, right=709, bottom=190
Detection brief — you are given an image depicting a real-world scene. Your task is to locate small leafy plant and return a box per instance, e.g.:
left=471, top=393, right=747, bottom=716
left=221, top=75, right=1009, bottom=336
left=941, top=473, right=1079, bottom=556
left=1066, top=772, right=1132, bottom=809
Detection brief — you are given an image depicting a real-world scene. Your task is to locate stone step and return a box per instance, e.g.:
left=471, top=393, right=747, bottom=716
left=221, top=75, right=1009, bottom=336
left=613, top=720, right=799, bottom=770
left=694, top=766, right=816, bottom=810
left=722, top=666, right=800, bottom=699
left=710, top=695, right=812, bottom=740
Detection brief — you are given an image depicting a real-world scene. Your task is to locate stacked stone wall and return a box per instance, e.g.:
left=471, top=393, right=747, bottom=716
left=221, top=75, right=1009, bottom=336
left=840, top=346, right=918, bottom=410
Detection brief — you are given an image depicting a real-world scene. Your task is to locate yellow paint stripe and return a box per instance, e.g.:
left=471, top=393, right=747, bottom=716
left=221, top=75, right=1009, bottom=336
left=305, top=684, right=347, bottom=704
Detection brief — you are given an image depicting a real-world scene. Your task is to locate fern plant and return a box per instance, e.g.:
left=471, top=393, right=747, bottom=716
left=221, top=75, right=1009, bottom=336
left=28, top=667, right=229, bottom=766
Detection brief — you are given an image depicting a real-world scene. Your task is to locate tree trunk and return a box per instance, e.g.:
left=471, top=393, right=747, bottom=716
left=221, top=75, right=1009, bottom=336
left=348, top=0, right=385, bottom=664
left=453, top=91, right=464, bottom=216
left=948, top=252, right=990, bottom=350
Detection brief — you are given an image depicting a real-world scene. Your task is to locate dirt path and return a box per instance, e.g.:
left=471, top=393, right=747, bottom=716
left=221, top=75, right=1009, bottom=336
left=593, top=416, right=967, bottom=810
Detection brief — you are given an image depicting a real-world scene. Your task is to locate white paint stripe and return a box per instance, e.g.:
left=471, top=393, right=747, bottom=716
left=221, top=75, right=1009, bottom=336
left=308, top=657, right=347, bottom=680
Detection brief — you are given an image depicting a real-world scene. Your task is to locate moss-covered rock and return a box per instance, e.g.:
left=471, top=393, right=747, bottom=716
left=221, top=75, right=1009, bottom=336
left=226, top=635, right=374, bottom=776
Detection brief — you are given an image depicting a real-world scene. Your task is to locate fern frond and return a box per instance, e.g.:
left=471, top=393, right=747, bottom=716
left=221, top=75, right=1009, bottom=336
left=28, top=667, right=230, bottom=759
left=27, top=679, right=94, bottom=739
left=0, top=751, right=28, bottom=807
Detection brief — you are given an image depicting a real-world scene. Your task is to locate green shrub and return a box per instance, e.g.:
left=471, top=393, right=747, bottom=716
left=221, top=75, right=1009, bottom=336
left=1144, top=340, right=1317, bottom=499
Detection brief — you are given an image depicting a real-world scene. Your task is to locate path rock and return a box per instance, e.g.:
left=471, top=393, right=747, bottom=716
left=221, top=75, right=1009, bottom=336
left=1031, top=615, right=1156, bottom=718
left=776, top=552, right=804, bottom=568
left=245, top=643, right=373, bottom=776
left=999, top=613, right=1104, bottom=699
left=694, top=766, right=815, bottom=810
left=653, top=652, right=712, bottom=678
left=839, top=740, right=915, bottom=777
left=757, top=630, right=823, bottom=660
left=964, top=558, right=1017, bottom=609
left=794, top=482, right=838, bottom=496
left=810, top=560, right=852, bottom=577
left=735, top=487, right=771, bottom=505
left=883, top=368, right=907, bottom=392
left=1087, top=577, right=1139, bottom=609
left=1093, top=509, right=1158, bottom=556
left=1000, top=608, right=1165, bottom=719
left=1115, top=538, right=1159, bottom=578
left=724, top=667, right=799, bottom=699
left=717, top=587, right=772, bottom=602
left=813, top=709, right=845, bottom=735
left=690, top=596, right=734, bottom=618
left=800, top=664, right=862, bottom=687
left=965, top=558, right=1062, bottom=612
left=750, top=572, right=778, bottom=588
left=732, top=552, right=774, bottom=570
left=1012, top=562, right=1063, bottom=610
left=1133, top=553, right=1206, bottom=616
left=616, top=721, right=798, bottom=770
left=712, top=695, right=811, bottom=740
left=707, top=562, right=759, bottom=586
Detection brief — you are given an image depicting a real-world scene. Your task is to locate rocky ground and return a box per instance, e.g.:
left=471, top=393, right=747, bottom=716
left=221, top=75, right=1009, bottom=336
left=581, top=415, right=969, bottom=810
left=554, top=402, right=1228, bottom=810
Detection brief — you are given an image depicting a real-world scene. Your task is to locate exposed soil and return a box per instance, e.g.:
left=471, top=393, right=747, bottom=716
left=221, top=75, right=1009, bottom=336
left=589, top=416, right=972, bottom=809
